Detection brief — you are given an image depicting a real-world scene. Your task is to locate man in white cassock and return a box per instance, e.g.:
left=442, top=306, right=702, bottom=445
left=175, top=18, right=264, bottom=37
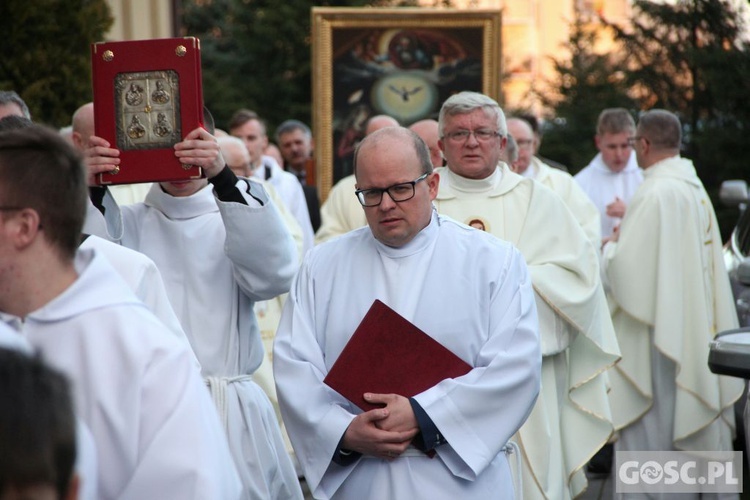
left=432, top=92, right=621, bottom=500
left=0, top=126, right=241, bottom=500
left=574, top=108, right=643, bottom=242
left=85, top=117, right=304, bottom=499
left=273, top=126, right=541, bottom=500
left=506, top=117, right=601, bottom=248
left=602, top=110, right=743, bottom=500
left=3, top=108, right=197, bottom=364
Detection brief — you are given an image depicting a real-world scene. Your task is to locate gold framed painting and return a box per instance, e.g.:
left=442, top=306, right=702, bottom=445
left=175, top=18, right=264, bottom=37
left=311, top=7, right=502, bottom=200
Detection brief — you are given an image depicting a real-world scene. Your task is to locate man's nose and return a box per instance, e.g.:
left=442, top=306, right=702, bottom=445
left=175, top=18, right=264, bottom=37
left=465, top=132, right=480, bottom=146
left=379, top=191, right=397, bottom=210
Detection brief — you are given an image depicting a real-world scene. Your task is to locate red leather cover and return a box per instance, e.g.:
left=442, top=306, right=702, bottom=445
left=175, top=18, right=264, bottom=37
left=91, top=37, right=204, bottom=185
left=324, top=300, right=472, bottom=412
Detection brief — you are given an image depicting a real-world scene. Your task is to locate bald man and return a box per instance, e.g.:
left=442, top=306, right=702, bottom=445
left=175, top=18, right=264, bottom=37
left=507, top=117, right=601, bottom=249
left=315, top=115, right=402, bottom=243
left=409, top=119, right=442, bottom=168
left=71, top=102, right=152, bottom=207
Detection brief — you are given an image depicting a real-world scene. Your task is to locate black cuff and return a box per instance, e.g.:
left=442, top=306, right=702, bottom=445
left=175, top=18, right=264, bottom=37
left=409, top=398, right=446, bottom=452
left=331, top=435, right=361, bottom=466
left=89, top=186, right=107, bottom=216
left=208, top=166, right=248, bottom=205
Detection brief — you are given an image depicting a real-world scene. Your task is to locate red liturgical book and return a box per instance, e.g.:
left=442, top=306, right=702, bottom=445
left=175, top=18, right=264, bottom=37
left=91, top=37, right=205, bottom=185
left=324, top=300, right=472, bottom=412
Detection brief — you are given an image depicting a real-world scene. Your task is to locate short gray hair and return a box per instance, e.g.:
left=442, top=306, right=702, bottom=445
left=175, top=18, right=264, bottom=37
left=638, top=109, right=682, bottom=150
left=274, top=119, right=311, bottom=143
left=438, top=91, right=506, bottom=138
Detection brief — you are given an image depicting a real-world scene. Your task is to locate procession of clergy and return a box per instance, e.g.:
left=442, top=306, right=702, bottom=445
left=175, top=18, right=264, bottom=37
left=0, top=88, right=741, bottom=500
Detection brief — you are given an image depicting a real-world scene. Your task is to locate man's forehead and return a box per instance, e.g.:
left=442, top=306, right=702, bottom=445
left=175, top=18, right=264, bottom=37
left=280, top=129, right=308, bottom=142
left=507, top=120, right=533, bottom=138
left=445, top=108, right=491, bottom=121
left=599, top=131, right=632, bottom=145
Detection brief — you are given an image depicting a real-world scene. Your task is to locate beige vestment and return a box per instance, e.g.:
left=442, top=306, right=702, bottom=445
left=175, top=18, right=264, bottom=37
left=603, top=156, right=743, bottom=452
left=530, top=156, right=602, bottom=249
left=435, top=164, right=620, bottom=499
left=314, top=174, right=366, bottom=244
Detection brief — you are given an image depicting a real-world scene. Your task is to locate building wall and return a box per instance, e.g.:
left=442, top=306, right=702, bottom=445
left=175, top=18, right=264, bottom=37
left=420, top=0, right=631, bottom=112
left=105, top=0, right=174, bottom=41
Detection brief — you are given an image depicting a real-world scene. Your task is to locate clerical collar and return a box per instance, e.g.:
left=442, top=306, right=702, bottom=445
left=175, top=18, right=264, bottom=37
left=444, top=165, right=503, bottom=193
left=374, top=209, right=439, bottom=259
left=144, top=183, right=218, bottom=219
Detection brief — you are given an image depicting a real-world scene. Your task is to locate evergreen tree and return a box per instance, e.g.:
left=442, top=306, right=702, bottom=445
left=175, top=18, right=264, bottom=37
left=527, top=17, right=635, bottom=173
left=0, top=0, right=112, bottom=127
left=607, top=0, right=750, bottom=237
left=181, top=0, right=418, bottom=133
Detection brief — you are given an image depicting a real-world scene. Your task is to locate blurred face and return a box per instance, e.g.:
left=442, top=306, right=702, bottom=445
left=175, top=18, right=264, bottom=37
left=71, top=103, right=95, bottom=153
left=506, top=119, right=534, bottom=174
left=230, top=119, right=267, bottom=167
left=220, top=143, right=252, bottom=177
left=277, top=129, right=312, bottom=171
left=0, top=103, right=24, bottom=120
left=355, top=135, right=438, bottom=247
left=596, top=131, right=633, bottom=173
left=159, top=178, right=208, bottom=197
left=409, top=121, right=442, bottom=168
left=438, top=108, right=505, bottom=180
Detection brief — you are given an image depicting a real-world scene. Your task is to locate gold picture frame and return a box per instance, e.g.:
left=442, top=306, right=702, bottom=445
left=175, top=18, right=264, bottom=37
left=311, top=7, right=502, bottom=201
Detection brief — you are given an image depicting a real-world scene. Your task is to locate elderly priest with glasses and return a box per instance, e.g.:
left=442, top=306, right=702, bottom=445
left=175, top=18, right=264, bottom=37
left=433, top=91, right=620, bottom=500
left=273, top=126, right=541, bottom=500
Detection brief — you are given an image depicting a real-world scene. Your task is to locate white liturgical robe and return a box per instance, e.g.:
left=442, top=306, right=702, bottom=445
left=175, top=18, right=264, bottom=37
left=434, top=164, right=621, bottom=500
left=603, top=156, right=743, bottom=454
left=79, top=235, right=196, bottom=362
left=119, top=179, right=303, bottom=499
left=274, top=212, right=541, bottom=500
left=253, top=155, right=315, bottom=254
left=574, top=151, right=643, bottom=238
left=1, top=249, right=241, bottom=500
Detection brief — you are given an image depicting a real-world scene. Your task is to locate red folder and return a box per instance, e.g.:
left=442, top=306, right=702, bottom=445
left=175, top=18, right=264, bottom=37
left=324, top=300, right=472, bottom=412
left=91, top=37, right=204, bottom=185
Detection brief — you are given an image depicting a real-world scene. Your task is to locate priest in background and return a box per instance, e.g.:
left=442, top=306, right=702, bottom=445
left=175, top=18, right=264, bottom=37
left=433, top=91, right=620, bottom=500
left=603, top=109, right=743, bottom=499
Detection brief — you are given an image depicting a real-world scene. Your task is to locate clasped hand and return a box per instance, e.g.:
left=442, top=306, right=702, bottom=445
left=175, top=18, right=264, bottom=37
left=342, top=393, right=419, bottom=461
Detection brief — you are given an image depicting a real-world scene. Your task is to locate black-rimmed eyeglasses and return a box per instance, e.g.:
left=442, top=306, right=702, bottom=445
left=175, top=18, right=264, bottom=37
left=355, top=173, right=429, bottom=207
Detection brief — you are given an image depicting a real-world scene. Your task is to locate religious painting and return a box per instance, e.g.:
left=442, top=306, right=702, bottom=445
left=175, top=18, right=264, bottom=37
left=311, top=8, right=502, bottom=200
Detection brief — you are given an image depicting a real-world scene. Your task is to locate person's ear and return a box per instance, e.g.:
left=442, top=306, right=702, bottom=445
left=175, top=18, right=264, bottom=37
left=71, top=131, right=85, bottom=151
left=428, top=171, right=440, bottom=200
left=4, top=208, right=42, bottom=250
